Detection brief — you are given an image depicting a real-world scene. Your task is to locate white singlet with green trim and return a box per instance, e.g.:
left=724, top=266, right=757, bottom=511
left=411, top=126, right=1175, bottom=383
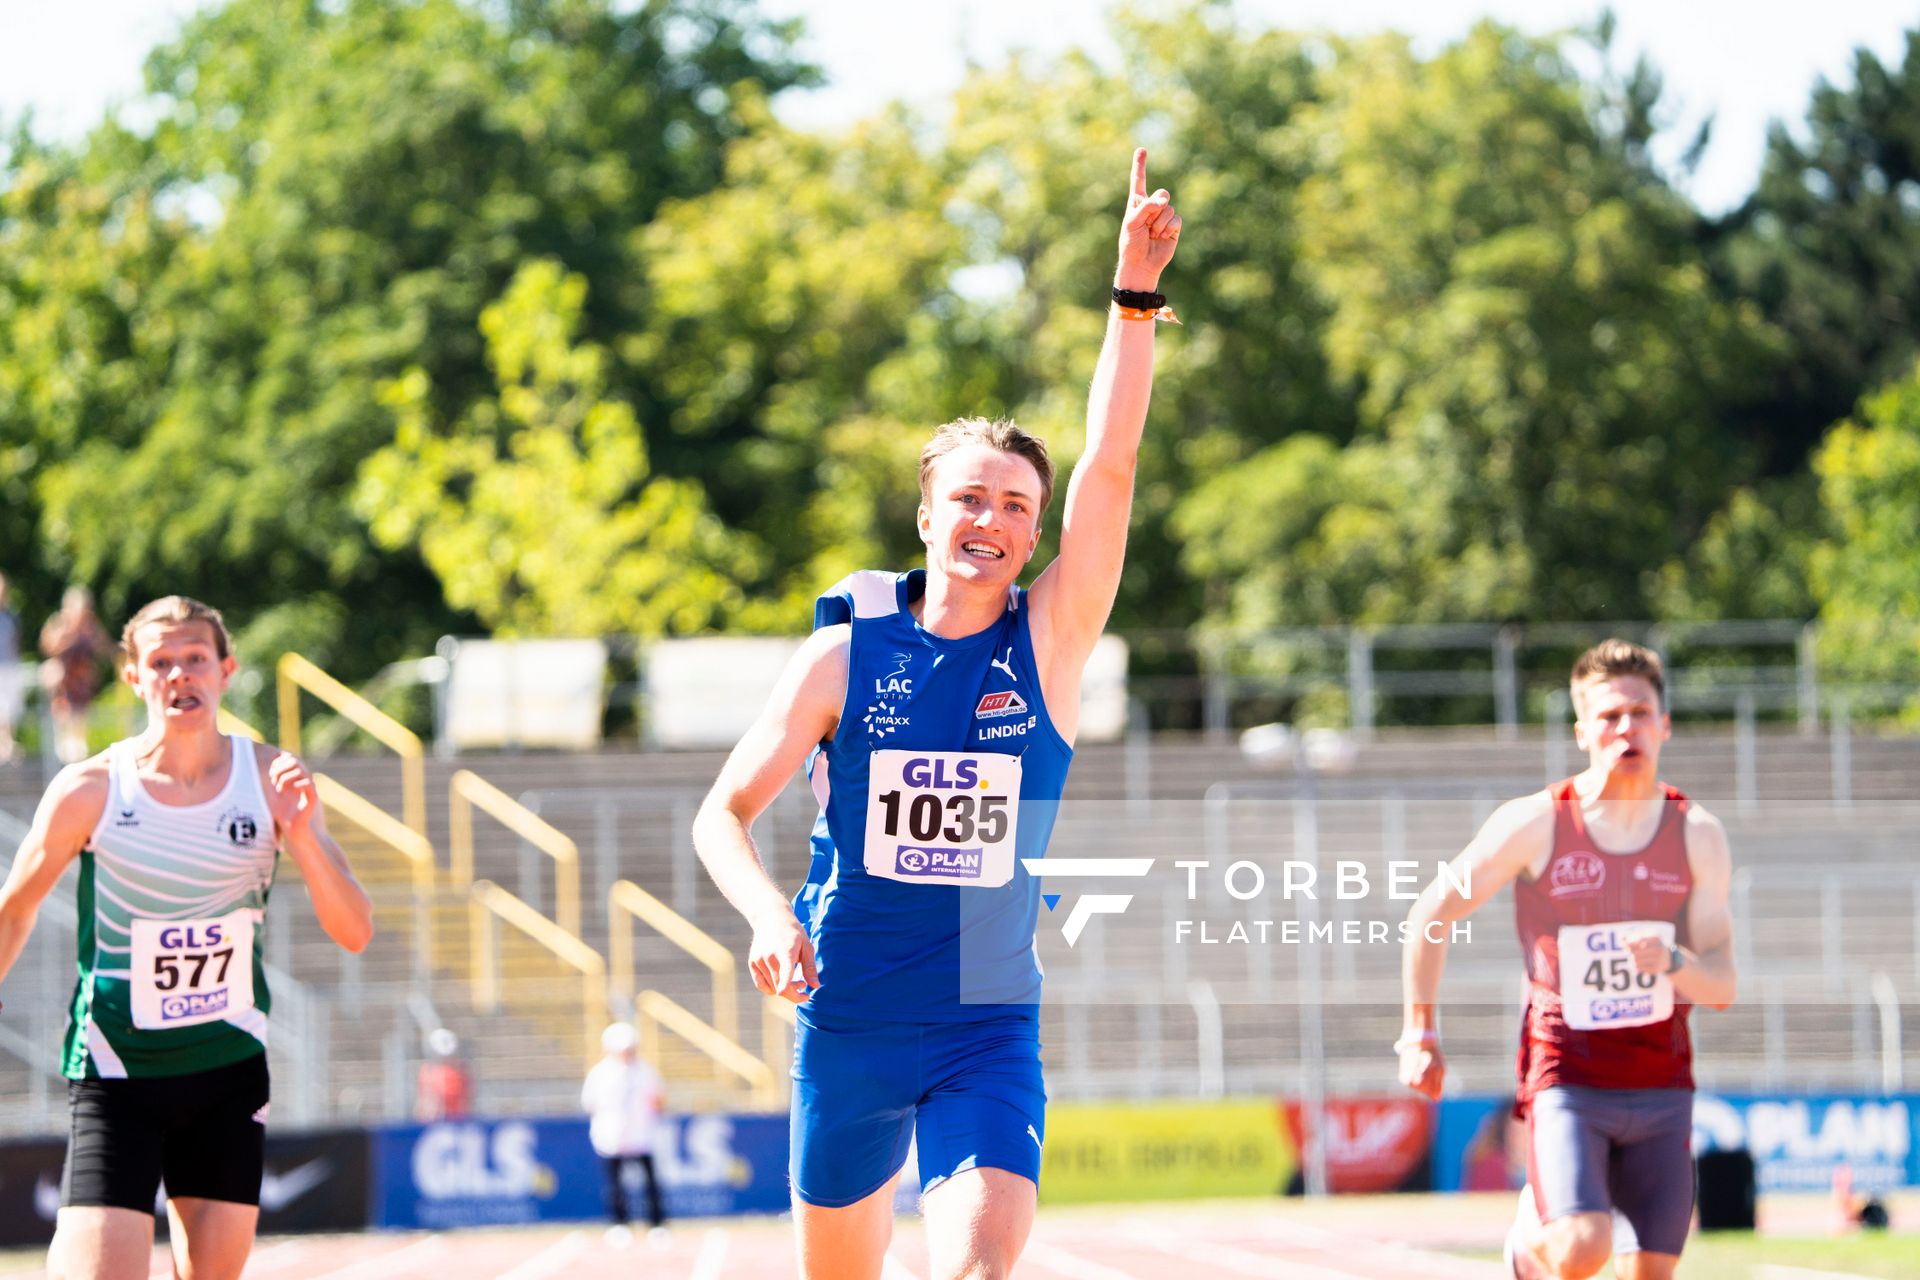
left=62, top=733, right=279, bottom=1079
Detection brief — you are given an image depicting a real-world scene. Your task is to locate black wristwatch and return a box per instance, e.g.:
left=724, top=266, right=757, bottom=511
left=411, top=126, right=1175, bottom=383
left=1667, top=945, right=1687, bottom=975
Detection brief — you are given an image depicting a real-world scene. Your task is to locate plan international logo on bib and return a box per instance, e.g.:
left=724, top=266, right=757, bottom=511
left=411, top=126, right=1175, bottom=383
left=162, top=990, right=231, bottom=1021
left=896, top=845, right=985, bottom=880
left=1590, top=994, right=1657, bottom=1023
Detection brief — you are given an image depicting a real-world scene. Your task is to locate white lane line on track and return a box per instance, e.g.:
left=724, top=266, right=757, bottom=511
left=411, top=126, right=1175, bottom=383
left=245, top=1238, right=312, bottom=1272
left=1251, top=1218, right=1503, bottom=1278
left=689, top=1227, right=731, bottom=1280
left=1127, top=1225, right=1375, bottom=1280
left=301, top=1233, right=449, bottom=1280
left=1022, top=1238, right=1143, bottom=1279
left=493, top=1230, right=590, bottom=1280
left=881, top=1251, right=923, bottom=1280
left=1757, top=1268, right=1880, bottom=1280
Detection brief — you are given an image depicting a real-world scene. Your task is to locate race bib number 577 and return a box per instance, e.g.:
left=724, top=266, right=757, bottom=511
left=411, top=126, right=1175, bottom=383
left=1558, top=920, right=1675, bottom=1031
left=864, top=750, right=1022, bottom=887
left=130, top=910, right=257, bottom=1030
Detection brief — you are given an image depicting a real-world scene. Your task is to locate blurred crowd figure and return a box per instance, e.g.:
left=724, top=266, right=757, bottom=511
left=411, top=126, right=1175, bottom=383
left=38, top=586, right=113, bottom=763
left=415, top=1027, right=473, bottom=1121
left=582, top=1021, right=666, bottom=1244
left=0, top=573, right=19, bottom=763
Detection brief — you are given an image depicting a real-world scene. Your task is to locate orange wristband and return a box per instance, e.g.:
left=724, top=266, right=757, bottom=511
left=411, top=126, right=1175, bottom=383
left=1114, top=303, right=1181, bottom=324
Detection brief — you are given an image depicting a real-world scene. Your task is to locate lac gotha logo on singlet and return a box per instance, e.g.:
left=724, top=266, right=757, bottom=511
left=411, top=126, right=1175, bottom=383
left=1549, top=850, right=1606, bottom=898
left=862, top=653, right=916, bottom=741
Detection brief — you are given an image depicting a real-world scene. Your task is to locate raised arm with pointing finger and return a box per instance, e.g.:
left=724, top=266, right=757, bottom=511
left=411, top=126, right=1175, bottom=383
left=693, top=148, right=1181, bottom=1280
left=1025, top=147, right=1182, bottom=735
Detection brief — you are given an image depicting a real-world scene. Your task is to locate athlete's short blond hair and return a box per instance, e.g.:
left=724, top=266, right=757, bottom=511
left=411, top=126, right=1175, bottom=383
left=121, top=596, right=232, bottom=665
left=918, top=417, right=1055, bottom=515
left=1570, top=638, right=1665, bottom=711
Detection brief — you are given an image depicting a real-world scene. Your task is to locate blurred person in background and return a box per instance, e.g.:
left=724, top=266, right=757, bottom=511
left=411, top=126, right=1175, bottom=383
left=582, top=1021, right=666, bottom=1245
left=414, top=1027, right=472, bottom=1121
left=1400, top=639, right=1738, bottom=1280
left=0, top=572, right=20, bottom=763
left=39, top=586, right=114, bottom=764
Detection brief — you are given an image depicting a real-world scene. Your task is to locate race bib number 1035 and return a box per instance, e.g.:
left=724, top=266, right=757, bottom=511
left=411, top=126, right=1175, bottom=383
left=864, top=750, right=1022, bottom=888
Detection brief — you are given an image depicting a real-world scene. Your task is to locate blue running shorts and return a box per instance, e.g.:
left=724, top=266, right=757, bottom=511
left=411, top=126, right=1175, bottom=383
left=1527, top=1085, right=1696, bottom=1256
left=790, top=1005, right=1046, bottom=1208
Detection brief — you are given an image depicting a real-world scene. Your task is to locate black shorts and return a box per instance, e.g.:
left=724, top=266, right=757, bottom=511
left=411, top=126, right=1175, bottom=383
left=61, top=1053, right=270, bottom=1212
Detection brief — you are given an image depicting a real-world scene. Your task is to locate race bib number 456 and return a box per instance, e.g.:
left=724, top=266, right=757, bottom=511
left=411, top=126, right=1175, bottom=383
left=1558, top=920, right=1675, bottom=1031
left=864, top=750, right=1022, bottom=887
left=129, top=910, right=257, bottom=1030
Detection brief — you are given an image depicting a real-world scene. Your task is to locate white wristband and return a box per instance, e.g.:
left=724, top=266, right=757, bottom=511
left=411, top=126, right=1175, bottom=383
left=1394, top=1030, right=1437, bottom=1053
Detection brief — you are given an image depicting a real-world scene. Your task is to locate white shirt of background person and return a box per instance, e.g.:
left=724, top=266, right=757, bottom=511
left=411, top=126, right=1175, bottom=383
left=582, top=1023, right=664, bottom=1157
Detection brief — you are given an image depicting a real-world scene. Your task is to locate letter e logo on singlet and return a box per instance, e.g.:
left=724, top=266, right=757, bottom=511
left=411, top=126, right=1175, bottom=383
left=216, top=806, right=259, bottom=847
left=1549, top=850, right=1606, bottom=898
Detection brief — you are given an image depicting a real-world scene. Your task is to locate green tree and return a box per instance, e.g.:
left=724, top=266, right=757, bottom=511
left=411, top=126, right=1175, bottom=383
left=626, top=104, right=963, bottom=620
left=1717, top=31, right=1920, bottom=475
left=360, top=260, right=764, bottom=635
left=1179, top=22, right=1774, bottom=628
left=1650, top=480, right=1819, bottom=621
left=1808, top=360, right=1920, bottom=684
left=5, top=0, right=811, bottom=668
left=0, top=123, right=189, bottom=623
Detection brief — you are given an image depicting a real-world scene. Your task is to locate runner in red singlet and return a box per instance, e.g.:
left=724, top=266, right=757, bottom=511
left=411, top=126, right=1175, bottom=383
left=1398, top=639, right=1738, bottom=1280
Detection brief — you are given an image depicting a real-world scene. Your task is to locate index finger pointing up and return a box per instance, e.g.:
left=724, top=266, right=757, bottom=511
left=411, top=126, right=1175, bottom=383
left=1131, top=147, right=1148, bottom=198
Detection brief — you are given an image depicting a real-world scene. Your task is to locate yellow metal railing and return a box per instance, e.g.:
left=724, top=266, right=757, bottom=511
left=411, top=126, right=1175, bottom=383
left=277, top=651, right=426, bottom=838
left=469, top=879, right=606, bottom=1066
left=449, top=771, right=581, bottom=937
left=608, top=880, right=739, bottom=1057
left=222, top=706, right=436, bottom=969
left=634, top=989, right=780, bottom=1108
left=318, top=775, right=437, bottom=971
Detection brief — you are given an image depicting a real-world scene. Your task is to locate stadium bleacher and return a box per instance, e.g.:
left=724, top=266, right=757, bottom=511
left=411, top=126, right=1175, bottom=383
left=4, top=722, right=1915, bottom=1131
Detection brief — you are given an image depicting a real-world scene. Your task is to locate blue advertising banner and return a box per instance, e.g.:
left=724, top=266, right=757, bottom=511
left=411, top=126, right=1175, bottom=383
left=1693, top=1094, right=1917, bottom=1194
left=1432, top=1096, right=1525, bottom=1194
left=371, top=1113, right=789, bottom=1230
left=1434, top=1093, right=1920, bottom=1195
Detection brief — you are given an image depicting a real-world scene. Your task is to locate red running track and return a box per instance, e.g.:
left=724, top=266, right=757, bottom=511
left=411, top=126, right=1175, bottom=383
left=6, top=1195, right=1515, bottom=1279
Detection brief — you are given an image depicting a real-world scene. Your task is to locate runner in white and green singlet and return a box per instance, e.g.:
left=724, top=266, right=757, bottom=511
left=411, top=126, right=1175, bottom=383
left=0, top=596, right=373, bottom=1280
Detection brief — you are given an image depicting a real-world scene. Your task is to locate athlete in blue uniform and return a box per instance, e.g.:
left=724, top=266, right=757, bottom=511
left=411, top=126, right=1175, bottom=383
left=694, top=149, right=1181, bottom=1279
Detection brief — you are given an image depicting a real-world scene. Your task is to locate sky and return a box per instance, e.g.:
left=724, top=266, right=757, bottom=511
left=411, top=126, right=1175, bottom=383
left=0, top=0, right=1913, bottom=214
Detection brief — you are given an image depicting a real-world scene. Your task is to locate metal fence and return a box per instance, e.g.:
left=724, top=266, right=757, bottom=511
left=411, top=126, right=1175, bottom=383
left=1141, top=618, right=1920, bottom=735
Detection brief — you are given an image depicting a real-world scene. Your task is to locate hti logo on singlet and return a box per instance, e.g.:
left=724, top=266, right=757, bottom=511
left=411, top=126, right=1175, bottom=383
left=975, top=690, right=1029, bottom=719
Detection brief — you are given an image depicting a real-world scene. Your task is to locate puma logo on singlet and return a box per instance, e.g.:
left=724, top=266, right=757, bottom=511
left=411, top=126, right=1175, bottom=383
left=991, top=646, right=1017, bottom=682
